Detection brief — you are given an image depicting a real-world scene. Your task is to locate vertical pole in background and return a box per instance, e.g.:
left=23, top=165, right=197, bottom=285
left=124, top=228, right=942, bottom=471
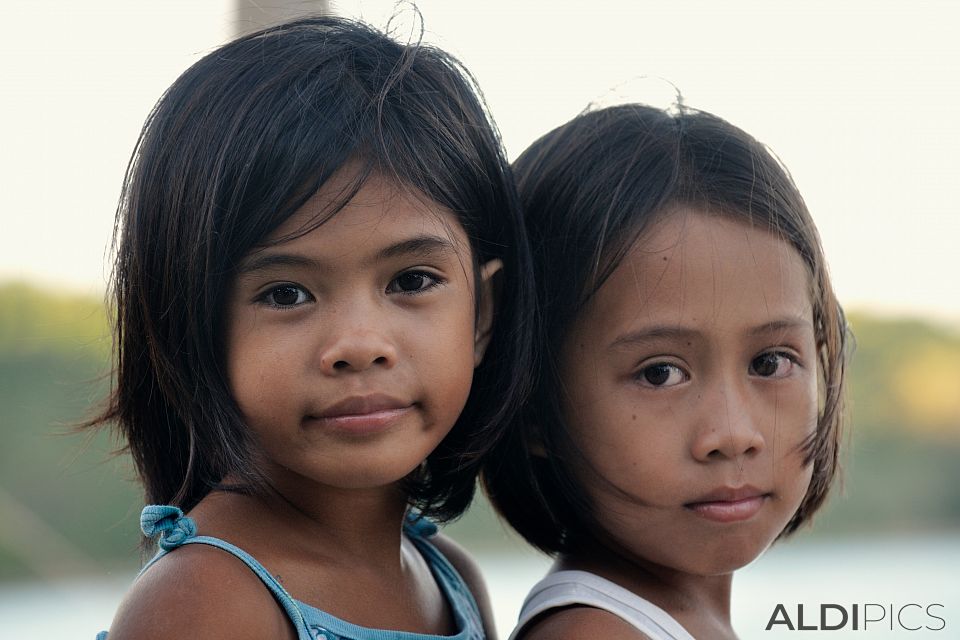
left=232, top=0, right=331, bottom=37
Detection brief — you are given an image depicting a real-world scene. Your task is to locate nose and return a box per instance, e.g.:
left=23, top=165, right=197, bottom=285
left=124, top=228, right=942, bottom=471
left=316, top=307, right=398, bottom=374
left=690, top=378, right=766, bottom=462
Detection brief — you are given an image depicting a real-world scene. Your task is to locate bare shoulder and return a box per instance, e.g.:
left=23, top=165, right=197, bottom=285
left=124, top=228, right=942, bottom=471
left=104, top=543, right=295, bottom=640
left=429, top=532, right=498, bottom=640
left=519, top=606, right=653, bottom=640
left=429, top=532, right=484, bottom=592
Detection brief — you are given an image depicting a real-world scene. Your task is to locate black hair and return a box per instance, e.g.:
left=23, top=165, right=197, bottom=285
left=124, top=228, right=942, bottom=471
left=483, top=103, right=847, bottom=555
left=89, top=15, right=534, bottom=523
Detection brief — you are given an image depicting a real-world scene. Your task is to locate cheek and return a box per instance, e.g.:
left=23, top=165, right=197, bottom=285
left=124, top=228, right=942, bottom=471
left=561, top=364, right=641, bottom=482
left=564, top=397, right=678, bottom=508
left=780, top=453, right=816, bottom=523
left=772, top=367, right=820, bottom=438
left=409, top=300, right=477, bottom=413
left=227, top=357, right=265, bottom=424
left=561, top=350, right=619, bottom=428
left=774, top=413, right=818, bottom=513
left=225, top=321, right=289, bottom=422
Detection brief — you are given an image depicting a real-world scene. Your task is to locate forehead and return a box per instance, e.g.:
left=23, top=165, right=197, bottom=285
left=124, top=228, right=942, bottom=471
left=581, top=208, right=813, bottom=339
left=265, top=167, right=470, bottom=257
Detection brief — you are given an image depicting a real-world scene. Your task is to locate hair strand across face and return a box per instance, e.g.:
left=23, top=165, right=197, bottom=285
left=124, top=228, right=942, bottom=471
left=483, top=103, right=849, bottom=555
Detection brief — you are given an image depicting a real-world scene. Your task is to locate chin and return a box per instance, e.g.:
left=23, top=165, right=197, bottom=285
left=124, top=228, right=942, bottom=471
left=685, top=537, right=771, bottom=576
left=333, top=466, right=422, bottom=490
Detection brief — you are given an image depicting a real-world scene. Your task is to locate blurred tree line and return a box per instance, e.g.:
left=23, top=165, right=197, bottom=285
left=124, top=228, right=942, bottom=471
left=1, top=282, right=959, bottom=581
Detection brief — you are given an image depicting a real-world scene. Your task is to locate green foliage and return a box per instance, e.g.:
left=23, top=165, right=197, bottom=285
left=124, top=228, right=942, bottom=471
left=846, top=312, right=960, bottom=438
left=0, top=282, right=112, bottom=357
left=0, top=282, right=957, bottom=580
left=0, top=283, right=141, bottom=581
left=801, top=312, right=960, bottom=538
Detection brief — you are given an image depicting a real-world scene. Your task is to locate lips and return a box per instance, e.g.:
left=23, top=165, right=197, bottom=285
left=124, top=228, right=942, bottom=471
left=307, top=394, right=413, bottom=435
left=685, top=485, right=770, bottom=523
left=313, top=394, right=410, bottom=418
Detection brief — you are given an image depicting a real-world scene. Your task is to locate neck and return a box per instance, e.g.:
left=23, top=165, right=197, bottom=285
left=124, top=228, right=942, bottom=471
left=206, top=469, right=412, bottom=570
left=557, top=540, right=735, bottom=634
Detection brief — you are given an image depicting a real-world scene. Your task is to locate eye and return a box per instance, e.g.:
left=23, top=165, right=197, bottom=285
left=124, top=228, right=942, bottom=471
left=750, top=351, right=796, bottom=378
left=387, top=270, right=443, bottom=295
left=635, top=362, right=688, bottom=388
left=259, top=284, right=312, bottom=308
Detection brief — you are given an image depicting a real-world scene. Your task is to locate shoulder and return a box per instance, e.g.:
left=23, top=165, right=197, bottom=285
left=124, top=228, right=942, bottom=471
left=519, top=606, right=653, bottom=640
left=428, top=532, right=484, bottom=594
left=104, top=543, right=296, bottom=640
left=429, top=533, right=498, bottom=640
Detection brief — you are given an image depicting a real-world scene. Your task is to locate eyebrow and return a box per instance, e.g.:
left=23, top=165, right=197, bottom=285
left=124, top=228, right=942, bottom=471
left=375, top=235, right=458, bottom=261
left=237, top=234, right=459, bottom=275
left=747, top=318, right=813, bottom=337
left=609, top=317, right=812, bottom=350
left=237, top=253, right=322, bottom=275
left=609, top=326, right=703, bottom=350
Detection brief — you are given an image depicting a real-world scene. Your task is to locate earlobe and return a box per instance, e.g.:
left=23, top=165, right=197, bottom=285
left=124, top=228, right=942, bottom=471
left=474, top=258, right=503, bottom=367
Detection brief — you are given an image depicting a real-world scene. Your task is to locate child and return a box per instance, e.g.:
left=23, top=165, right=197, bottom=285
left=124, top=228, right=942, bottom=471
left=484, top=103, right=847, bottom=640
left=90, top=15, right=534, bottom=640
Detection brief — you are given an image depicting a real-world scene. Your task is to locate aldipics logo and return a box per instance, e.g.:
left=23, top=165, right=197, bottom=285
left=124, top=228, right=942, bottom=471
left=766, top=603, right=946, bottom=632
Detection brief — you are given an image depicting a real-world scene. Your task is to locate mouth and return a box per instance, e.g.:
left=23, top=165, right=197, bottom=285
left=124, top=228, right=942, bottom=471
left=684, top=486, right=771, bottom=523
left=306, top=394, right=414, bottom=435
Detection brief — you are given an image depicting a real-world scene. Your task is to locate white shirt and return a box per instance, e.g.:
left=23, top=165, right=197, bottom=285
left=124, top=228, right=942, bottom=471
left=510, top=570, right=697, bottom=640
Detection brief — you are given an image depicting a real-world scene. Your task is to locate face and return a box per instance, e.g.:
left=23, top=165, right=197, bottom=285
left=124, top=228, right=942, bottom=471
left=226, top=170, right=498, bottom=495
left=560, top=208, right=818, bottom=577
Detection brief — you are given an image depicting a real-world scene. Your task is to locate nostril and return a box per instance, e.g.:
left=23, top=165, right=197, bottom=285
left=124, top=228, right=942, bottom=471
left=333, top=360, right=350, bottom=370
left=373, top=356, right=388, bottom=365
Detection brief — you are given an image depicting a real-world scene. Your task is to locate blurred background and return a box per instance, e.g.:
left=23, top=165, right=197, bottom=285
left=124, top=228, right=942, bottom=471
left=1, top=1, right=958, bottom=638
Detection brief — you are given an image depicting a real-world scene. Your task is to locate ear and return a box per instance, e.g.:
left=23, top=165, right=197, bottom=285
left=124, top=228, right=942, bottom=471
left=474, top=258, right=503, bottom=367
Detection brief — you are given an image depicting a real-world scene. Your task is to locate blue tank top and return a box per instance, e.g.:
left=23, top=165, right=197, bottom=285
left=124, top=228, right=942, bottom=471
left=96, top=505, right=485, bottom=640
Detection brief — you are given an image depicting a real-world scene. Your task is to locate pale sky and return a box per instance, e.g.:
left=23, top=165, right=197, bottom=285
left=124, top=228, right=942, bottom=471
left=2, top=1, right=958, bottom=323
